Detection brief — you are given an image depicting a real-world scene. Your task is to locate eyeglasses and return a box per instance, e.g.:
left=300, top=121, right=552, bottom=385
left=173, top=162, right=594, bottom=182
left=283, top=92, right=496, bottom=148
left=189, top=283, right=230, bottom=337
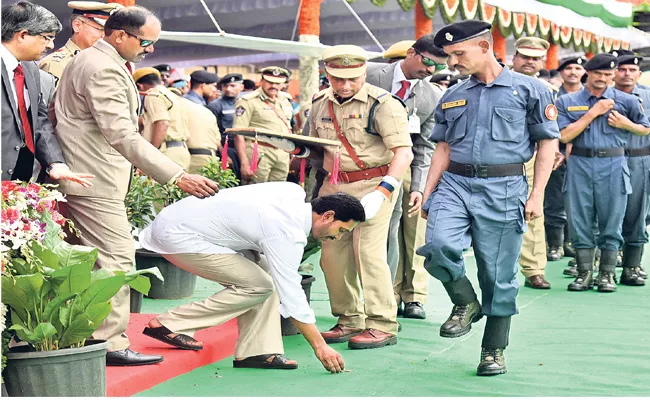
left=81, top=20, right=104, bottom=32
left=38, top=34, right=56, bottom=43
left=122, top=30, right=156, bottom=47
left=413, top=48, right=447, bottom=71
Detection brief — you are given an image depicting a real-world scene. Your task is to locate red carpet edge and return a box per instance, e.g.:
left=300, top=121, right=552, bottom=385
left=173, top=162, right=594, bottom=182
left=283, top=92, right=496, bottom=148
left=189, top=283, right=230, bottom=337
left=106, top=314, right=238, bottom=397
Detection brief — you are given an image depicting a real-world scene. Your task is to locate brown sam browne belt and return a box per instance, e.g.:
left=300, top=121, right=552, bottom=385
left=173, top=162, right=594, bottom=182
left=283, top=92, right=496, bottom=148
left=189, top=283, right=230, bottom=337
left=448, top=161, right=525, bottom=178
left=336, top=164, right=390, bottom=184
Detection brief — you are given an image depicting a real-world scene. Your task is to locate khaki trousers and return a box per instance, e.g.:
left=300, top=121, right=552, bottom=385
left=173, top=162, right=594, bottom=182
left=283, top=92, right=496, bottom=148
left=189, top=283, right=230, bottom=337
left=393, top=173, right=430, bottom=305
left=161, top=144, right=191, bottom=171
left=520, top=154, right=547, bottom=278
left=188, top=154, right=217, bottom=174
left=156, top=251, right=283, bottom=359
left=58, top=195, right=134, bottom=351
left=319, top=178, right=399, bottom=335
left=245, top=144, right=290, bottom=184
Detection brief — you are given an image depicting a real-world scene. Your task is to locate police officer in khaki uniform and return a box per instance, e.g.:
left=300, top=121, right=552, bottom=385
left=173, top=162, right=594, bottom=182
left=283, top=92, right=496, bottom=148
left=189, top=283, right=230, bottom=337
left=511, top=36, right=559, bottom=290
left=40, top=1, right=122, bottom=80
left=309, top=45, right=413, bottom=349
left=54, top=6, right=218, bottom=366
left=233, top=66, right=295, bottom=184
left=134, top=67, right=191, bottom=170
left=181, top=97, right=221, bottom=174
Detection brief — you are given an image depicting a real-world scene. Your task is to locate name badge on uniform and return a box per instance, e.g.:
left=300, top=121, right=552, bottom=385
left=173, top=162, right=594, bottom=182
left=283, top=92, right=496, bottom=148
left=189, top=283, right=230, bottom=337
left=408, top=108, right=421, bottom=133
left=222, top=109, right=235, bottom=115
left=567, top=106, right=589, bottom=112
left=320, top=117, right=333, bottom=122
left=442, top=99, right=467, bottom=110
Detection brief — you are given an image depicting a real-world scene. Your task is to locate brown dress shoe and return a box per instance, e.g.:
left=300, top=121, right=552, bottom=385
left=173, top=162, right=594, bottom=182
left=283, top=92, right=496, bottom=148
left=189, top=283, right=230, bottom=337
left=524, top=274, right=551, bottom=289
left=348, top=328, right=397, bottom=349
left=320, top=324, right=363, bottom=344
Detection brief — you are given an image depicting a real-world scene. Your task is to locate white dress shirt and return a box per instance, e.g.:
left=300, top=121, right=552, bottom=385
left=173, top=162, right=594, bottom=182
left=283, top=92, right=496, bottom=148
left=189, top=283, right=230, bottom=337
left=390, top=60, right=419, bottom=101
left=0, top=44, right=30, bottom=109
left=139, top=182, right=316, bottom=324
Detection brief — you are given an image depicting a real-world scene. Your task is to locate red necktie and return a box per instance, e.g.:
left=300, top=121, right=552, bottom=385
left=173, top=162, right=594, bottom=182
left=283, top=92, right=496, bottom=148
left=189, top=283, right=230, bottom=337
left=395, top=80, right=411, bottom=101
left=13, top=64, right=34, bottom=153
left=125, top=61, right=133, bottom=74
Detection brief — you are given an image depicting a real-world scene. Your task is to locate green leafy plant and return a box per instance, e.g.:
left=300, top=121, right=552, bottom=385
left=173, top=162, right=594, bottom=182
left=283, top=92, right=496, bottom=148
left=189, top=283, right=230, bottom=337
left=125, top=158, right=239, bottom=233
left=1, top=215, right=162, bottom=352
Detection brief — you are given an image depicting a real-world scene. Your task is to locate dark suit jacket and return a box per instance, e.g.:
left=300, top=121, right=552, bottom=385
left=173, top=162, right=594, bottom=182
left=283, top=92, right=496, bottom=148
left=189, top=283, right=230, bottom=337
left=366, top=61, right=442, bottom=193
left=1, top=60, right=64, bottom=180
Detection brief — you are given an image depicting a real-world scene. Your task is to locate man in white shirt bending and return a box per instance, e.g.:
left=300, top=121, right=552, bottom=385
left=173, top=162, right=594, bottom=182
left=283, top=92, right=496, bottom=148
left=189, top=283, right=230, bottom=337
left=138, top=182, right=365, bottom=373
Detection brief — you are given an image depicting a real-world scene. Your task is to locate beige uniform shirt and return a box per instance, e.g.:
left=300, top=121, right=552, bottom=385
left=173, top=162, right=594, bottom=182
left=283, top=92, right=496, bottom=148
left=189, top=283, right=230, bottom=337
left=232, top=87, right=294, bottom=135
left=40, top=39, right=82, bottom=81
left=181, top=97, right=220, bottom=150
left=309, top=83, right=412, bottom=173
left=142, top=85, right=189, bottom=143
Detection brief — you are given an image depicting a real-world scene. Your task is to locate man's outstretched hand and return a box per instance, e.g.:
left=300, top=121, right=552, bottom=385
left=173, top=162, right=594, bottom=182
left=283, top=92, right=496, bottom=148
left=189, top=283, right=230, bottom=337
left=176, top=173, right=219, bottom=198
left=314, top=345, right=345, bottom=373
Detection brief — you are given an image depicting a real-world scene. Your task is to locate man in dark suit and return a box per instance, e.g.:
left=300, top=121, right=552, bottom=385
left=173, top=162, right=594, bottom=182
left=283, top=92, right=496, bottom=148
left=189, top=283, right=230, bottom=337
left=366, top=35, right=446, bottom=320
left=1, top=1, right=92, bottom=186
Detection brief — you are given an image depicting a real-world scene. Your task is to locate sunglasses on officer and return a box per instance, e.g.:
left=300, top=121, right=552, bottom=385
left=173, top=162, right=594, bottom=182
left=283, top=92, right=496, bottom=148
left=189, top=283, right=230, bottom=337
left=413, top=48, right=447, bottom=71
left=122, top=30, right=156, bottom=47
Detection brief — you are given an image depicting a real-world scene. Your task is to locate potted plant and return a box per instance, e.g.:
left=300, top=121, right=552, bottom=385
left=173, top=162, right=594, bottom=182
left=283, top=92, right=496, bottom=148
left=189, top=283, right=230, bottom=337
left=126, top=158, right=239, bottom=300
left=0, top=181, right=161, bottom=397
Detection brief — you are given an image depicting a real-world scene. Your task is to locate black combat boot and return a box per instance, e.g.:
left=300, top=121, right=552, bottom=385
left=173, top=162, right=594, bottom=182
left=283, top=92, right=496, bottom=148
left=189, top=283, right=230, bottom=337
left=596, top=249, right=618, bottom=293
left=440, top=277, right=482, bottom=338
left=546, top=226, right=565, bottom=261
left=477, top=317, right=510, bottom=376
left=563, top=242, right=576, bottom=258
left=568, top=248, right=595, bottom=291
left=620, top=245, right=645, bottom=286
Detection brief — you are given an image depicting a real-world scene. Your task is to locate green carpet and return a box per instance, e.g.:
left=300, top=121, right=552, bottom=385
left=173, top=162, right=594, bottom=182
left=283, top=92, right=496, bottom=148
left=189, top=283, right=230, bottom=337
left=137, top=248, right=650, bottom=397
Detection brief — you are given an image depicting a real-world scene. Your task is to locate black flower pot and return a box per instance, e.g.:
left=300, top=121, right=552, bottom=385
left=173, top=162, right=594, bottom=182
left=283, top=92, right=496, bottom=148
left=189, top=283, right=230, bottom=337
left=135, top=249, right=197, bottom=299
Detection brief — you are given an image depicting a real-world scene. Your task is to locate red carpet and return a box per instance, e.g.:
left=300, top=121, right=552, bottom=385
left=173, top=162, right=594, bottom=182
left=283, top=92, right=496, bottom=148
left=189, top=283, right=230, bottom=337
left=106, top=314, right=238, bottom=397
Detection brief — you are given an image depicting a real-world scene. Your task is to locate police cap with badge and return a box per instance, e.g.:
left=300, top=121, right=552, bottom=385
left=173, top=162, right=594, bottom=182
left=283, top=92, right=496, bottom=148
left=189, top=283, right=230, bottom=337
left=190, top=70, right=219, bottom=85
left=153, top=64, right=172, bottom=75
left=617, top=54, right=643, bottom=67
left=219, top=73, right=243, bottom=87
left=584, top=53, right=618, bottom=71
left=260, top=66, right=291, bottom=83
left=433, top=19, right=492, bottom=48
left=68, top=1, right=122, bottom=26
left=383, top=40, right=415, bottom=61
left=322, top=45, right=369, bottom=78
left=515, top=37, right=549, bottom=57
left=557, top=56, right=587, bottom=71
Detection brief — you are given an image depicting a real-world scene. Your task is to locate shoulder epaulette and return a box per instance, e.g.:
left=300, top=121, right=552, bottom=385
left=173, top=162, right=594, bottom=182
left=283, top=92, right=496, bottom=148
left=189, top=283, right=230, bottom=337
left=367, top=85, right=392, bottom=104
left=241, top=91, right=259, bottom=100
left=312, top=89, right=327, bottom=104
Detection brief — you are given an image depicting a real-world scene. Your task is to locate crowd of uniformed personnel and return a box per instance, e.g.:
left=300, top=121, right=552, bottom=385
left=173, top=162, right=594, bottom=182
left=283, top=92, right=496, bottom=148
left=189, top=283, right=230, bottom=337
left=4, top=0, right=650, bottom=378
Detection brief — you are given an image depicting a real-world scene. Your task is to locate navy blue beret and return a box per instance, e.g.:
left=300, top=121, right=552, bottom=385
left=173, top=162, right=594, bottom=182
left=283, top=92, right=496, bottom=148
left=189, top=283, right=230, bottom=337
left=219, top=73, right=243, bottom=85
left=610, top=49, right=634, bottom=58
left=584, top=54, right=618, bottom=71
left=433, top=20, right=492, bottom=48
left=190, top=70, right=219, bottom=84
left=617, top=54, right=643, bottom=66
left=557, top=56, right=587, bottom=71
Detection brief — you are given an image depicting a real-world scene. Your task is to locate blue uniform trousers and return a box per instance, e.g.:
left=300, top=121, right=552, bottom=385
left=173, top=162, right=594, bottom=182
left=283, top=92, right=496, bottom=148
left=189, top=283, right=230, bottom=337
left=623, top=155, right=650, bottom=246
left=417, top=172, right=527, bottom=317
left=565, top=156, right=631, bottom=250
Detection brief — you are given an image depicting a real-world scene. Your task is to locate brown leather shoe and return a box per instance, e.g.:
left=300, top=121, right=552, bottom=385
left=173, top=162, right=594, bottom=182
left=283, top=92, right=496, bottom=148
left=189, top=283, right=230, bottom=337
left=320, top=324, right=363, bottom=344
left=348, top=328, right=397, bottom=349
left=524, top=274, right=551, bottom=289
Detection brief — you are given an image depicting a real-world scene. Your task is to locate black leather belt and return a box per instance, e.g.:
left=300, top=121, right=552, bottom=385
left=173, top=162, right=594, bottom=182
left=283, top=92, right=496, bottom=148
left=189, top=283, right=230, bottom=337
left=626, top=147, right=650, bottom=157
left=165, top=140, right=186, bottom=148
left=448, top=161, right=525, bottom=178
left=188, top=148, right=217, bottom=156
left=571, top=147, right=625, bottom=158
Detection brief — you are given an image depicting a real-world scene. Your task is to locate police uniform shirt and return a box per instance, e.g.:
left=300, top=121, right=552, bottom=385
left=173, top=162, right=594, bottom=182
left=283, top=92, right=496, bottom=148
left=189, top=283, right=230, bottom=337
left=232, top=87, right=293, bottom=134
left=39, top=39, right=82, bottom=80
left=556, top=86, right=650, bottom=149
left=142, top=85, right=188, bottom=143
left=309, top=83, right=412, bottom=173
left=627, top=85, right=650, bottom=149
left=182, top=97, right=220, bottom=150
left=430, top=66, right=560, bottom=165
